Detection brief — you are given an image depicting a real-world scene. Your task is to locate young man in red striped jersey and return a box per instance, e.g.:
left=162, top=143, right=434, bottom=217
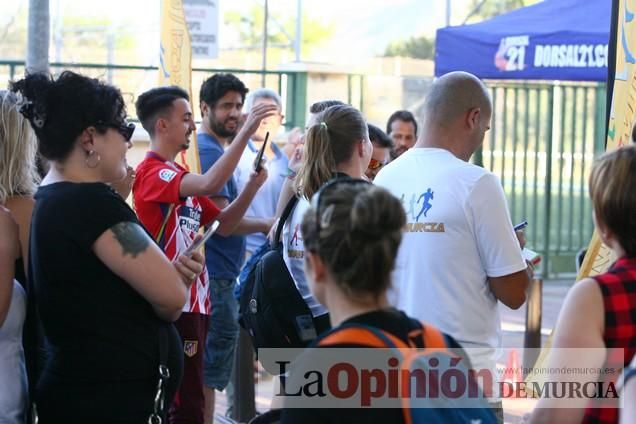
left=132, top=85, right=277, bottom=423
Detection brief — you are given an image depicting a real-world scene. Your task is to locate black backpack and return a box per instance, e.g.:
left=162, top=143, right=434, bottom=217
left=239, top=196, right=321, bottom=356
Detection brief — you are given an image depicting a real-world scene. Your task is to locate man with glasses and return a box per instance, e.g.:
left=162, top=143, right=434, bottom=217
left=365, top=124, right=392, bottom=181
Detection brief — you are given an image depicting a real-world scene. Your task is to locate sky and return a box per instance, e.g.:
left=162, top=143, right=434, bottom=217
left=0, top=0, right=475, bottom=65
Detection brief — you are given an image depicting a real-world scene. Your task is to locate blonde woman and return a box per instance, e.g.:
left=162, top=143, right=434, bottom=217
left=0, top=90, right=40, bottom=283
left=0, top=90, right=40, bottom=423
left=0, top=206, right=26, bottom=423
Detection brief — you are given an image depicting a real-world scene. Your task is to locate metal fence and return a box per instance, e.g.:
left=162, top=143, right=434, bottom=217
left=476, top=81, right=607, bottom=276
left=0, top=60, right=606, bottom=275
left=0, top=60, right=365, bottom=131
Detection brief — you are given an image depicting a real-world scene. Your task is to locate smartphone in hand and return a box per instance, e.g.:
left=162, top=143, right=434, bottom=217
left=522, top=247, right=541, bottom=265
left=182, top=220, right=220, bottom=257
left=253, top=131, right=269, bottom=172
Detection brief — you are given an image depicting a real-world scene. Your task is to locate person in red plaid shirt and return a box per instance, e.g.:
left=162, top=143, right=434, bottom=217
left=530, top=145, right=636, bottom=424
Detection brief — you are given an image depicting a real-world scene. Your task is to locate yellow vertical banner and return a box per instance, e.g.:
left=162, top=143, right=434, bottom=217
left=528, top=0, right=636, bottom=388
left=573, top=0, right=636, bottom=282
left=159, top=0, right=201, bottom=174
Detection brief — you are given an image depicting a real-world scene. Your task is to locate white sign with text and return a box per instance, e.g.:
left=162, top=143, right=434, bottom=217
left=183, top=0, right=219, bottom=59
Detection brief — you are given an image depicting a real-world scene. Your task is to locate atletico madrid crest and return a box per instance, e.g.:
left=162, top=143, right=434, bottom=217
left=184, top=340, right=198, bottom=358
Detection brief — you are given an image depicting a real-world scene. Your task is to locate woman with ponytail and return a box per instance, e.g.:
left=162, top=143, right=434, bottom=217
left=281, top=104, right=373, bottom=335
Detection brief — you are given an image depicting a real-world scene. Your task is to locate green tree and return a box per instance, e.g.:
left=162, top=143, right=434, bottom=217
left=383, top=35, right=434, bottom=60
left=0, top=6, right=28, bottom=60
left=224, top=4, right=334, bottom=52
left=464, top=0, right=541, bottom=23
left=55, top=15, right=136, bottom=64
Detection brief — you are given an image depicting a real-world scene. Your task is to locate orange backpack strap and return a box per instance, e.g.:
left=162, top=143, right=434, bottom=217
left=422, top=323, right=447, bottom=349
left=401, top=323, right=451, bottom=424
left=318, top=326, right=409, bottom=349
left=407, top=322, right=447, bottom=351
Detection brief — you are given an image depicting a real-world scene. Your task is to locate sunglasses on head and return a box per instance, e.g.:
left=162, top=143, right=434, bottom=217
left=368, top=158, right=388, bottom=171
left=311, top=177, right=372, bottom=235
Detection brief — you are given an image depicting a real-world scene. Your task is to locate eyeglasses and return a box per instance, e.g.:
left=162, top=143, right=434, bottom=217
left=367, top=158, right=388, bottom=171
left=310, top=177, right=372, bottom=236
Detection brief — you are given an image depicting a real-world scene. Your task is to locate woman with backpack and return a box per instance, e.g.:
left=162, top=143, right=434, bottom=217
left=278, top=180, right=495, bottom=424
left=280, top=104, right=374, bottom=341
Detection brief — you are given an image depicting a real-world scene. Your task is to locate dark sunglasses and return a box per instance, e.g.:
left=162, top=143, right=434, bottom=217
left=115, top=122, right=136, bottom=141
left=310, top=177, right=372, bottom=235
left=96, top=121, right=136, bottom=142
left=368, top=157, right=388, bottom=171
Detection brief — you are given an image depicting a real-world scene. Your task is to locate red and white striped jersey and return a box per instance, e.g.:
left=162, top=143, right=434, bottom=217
left=133, top=152, right=220, bottom=315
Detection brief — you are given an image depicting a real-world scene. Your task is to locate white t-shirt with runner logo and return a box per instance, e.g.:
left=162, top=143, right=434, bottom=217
left=375, top=147, right=526, bottom=386
left=282, top=198, right=328, bottom=318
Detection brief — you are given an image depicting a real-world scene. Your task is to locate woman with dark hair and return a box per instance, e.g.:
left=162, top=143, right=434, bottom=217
left=12, top=71, right=204, bottom=422
left=254, top=104, right=372, bottom=411
left=279, top=181, right=476, bottom=423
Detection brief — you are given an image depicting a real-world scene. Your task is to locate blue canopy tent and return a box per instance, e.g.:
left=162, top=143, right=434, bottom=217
left=435, top=0, right=611, bottom=81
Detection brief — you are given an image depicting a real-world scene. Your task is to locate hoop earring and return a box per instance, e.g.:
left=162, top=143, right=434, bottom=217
left=86, top=150, right=101, bottom=168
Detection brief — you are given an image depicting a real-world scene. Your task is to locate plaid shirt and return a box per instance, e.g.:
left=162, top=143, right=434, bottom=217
left=583, top=257, right=636, bottom=423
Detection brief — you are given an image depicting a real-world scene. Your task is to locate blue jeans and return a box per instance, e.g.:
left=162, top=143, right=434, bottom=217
left=203, top=278, right=240, bottom=391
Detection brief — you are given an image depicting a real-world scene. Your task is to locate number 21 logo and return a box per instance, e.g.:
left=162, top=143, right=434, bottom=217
left=505, top=45, right=526, bottom=71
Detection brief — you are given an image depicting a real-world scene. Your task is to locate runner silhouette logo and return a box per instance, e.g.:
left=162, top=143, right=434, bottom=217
left=416, top=188, right=434, bottom=222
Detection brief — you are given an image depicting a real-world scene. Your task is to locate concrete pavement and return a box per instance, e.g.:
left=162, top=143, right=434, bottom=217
left=499, top=279, right=572, bottom=423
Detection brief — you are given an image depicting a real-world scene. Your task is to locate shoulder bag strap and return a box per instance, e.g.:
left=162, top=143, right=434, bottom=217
left=155, top=204, right=175, bottom=245
left=273, top=196, right=299, bottom=247
left=148, top=325, right=170, bottom=423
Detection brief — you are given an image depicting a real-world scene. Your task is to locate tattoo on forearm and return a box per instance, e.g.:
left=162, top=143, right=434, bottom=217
left=111, top=222, right=150, bottom=258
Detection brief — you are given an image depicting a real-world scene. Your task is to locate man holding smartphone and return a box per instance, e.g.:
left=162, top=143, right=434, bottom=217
left=375, top=72, right=531, bottom=423
left=197, top=74, right=275, bottom=423
left=234, top=88, right=289, bottom=257
left=133, top=84, right=275, bottom=424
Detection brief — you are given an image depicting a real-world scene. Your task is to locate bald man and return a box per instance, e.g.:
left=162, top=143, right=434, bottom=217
left=375, top=71, right=530, bottom=421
